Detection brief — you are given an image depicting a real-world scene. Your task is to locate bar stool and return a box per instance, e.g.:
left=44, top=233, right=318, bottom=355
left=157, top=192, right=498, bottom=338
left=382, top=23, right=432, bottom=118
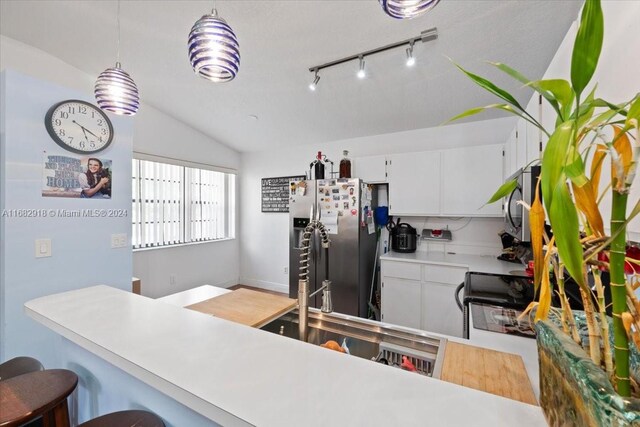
left=78, top=410, right=164, bottom=427
left=0, top=356, right=44, bottom=381
left=0, top=369, right=78, bottom=427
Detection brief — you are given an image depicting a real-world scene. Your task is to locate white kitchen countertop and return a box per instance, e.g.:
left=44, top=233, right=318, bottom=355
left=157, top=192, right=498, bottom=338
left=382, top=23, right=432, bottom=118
left=381, top=251, right=527, bottom=276
left=25, top=285, right=547, bottom=427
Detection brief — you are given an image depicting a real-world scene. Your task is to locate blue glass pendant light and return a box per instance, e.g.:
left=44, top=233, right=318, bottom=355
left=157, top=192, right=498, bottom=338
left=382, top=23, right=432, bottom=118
left=379, top=0, right=441, bottom=20
left=94, top=0, right=139, bottom=116
left=188, top=8, right=240, bottom=82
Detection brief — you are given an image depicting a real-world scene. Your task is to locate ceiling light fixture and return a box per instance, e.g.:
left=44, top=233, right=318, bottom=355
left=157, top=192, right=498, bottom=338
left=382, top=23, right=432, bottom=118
left=188, top=7, right=240, bottom=83
left=357, top=56, right=366, bottom=79
left=94, top=0, right=139, bottom=116
left=307, top=28, right=437, bottom=88
left=379, top=0, right=441, bottom=20
left=309, top=69, right=320, bottom=91
left=406, top=42, right=416, bottom=67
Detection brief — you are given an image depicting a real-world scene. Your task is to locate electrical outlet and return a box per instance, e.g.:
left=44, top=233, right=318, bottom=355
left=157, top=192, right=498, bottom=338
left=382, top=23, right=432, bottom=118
left=284, top=267, right=288, bottom=274
left=170, top=275, right=176, bottom=285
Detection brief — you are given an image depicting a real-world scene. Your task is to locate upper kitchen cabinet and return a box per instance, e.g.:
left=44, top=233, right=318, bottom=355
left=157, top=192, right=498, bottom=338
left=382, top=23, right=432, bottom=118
left=441, top=144, right=504, bottom=217
left=388, top=151, right=441, bottom=216
left=354, top=155, right=387, bottom=183
left=504, top=128, right=517, bottom=179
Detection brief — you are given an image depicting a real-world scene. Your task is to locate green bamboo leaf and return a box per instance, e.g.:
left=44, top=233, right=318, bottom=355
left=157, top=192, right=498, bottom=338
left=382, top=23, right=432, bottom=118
left=490, top=62, right=563, bottom=118
left=626, top=96, right=640, bottom=128
left=571, top=0, right=604, bottom=99
left=444, top=104, right=514, bottom=124
left=531, top=80, right=573, bottom=109
left=549, top=181, right=585, bottom=288
left=486, top=178, right=518, bottom=205
left=565, top=146, right=589, bottom=187
left=453, top=62, right=526, bottom=113
left=541, top=121, right=574, bottom=211
left=576, top=86, right=598, bottom=129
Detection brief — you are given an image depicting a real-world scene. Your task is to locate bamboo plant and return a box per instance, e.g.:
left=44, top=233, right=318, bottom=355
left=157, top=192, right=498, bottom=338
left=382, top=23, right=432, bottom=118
left=449, top=0, right=640, bottom=396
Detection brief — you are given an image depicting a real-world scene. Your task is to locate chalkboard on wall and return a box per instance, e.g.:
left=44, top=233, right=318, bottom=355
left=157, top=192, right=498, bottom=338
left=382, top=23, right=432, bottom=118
left=261, top=175, right=305, bottom=213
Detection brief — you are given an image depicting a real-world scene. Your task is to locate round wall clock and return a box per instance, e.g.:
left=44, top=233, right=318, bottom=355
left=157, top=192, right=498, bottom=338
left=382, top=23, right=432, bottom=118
left=44, top=99, right=114, bottom=154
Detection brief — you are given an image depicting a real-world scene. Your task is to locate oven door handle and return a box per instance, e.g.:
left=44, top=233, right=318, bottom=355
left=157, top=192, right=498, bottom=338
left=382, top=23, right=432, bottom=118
left=454, top=282, right=464, bottom=312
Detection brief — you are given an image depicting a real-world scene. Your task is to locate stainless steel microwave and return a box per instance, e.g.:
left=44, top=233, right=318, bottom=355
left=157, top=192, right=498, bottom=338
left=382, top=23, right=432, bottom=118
left=503, top=166, right=541, bottom=242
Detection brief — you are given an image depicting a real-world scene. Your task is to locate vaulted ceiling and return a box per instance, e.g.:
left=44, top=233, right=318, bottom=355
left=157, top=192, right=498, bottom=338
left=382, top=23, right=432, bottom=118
left=0, top=1, right=583, bottom=152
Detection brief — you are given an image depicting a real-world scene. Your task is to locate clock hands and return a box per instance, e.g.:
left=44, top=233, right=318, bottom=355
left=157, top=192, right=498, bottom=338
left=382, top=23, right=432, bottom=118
left=72, top=120, right=100, bottom=139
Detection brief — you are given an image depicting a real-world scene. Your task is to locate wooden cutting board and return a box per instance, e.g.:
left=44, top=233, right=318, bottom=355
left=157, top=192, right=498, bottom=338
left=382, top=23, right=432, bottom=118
left=440, top=342, right=538, bottom=406
left=186, top=288, right=297, bottom=328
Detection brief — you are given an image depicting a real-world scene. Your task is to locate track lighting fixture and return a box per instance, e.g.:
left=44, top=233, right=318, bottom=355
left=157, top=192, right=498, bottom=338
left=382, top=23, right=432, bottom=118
left=406, top=42, right=416, bottom=67
left=307, top=28, right=437, bottom=90
left=379, top=0, right=441, bottom=20
left=309, top=69, right=320, bottom=91
left=357, top=56, right=366, bottom=79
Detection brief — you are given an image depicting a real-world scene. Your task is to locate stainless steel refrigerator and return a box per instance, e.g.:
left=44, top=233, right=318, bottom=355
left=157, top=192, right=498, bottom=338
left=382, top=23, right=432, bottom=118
left=289, top=178, right=377, bottom=317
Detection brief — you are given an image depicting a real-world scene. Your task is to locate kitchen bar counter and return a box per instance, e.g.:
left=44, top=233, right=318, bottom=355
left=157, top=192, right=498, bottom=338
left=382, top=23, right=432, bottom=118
left=25, top=285, right=547, bottom=427
left=381, top=251, right=526, bottom=276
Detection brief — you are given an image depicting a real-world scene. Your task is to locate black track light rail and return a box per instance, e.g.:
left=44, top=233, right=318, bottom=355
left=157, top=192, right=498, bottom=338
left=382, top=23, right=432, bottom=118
left=308, top=27, right=438, bottom=73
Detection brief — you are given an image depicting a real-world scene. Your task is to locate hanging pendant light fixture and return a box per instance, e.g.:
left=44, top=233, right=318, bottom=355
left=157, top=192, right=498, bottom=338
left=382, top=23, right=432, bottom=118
left=94, top=0, right=139, bottom=116
left=188, top=6, right=240, bottom=83
left=379, top=0, right=441, bottom=20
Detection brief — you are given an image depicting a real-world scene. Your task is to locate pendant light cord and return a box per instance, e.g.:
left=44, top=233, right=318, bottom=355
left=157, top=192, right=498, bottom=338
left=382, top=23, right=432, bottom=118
left=116, top=0, right=121, bottom=64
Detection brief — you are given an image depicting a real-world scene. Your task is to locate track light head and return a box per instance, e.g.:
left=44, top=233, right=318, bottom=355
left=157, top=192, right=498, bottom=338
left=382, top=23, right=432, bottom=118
left=357, top=56, right=366, bottom=79
left=309, top=71, right=320, bottom=91
left=406, top=43, right=415, bottom=67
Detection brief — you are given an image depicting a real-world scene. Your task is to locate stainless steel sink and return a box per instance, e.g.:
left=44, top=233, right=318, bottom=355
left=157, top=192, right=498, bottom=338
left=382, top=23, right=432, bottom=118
left=260, top=308, right=447, bottom=379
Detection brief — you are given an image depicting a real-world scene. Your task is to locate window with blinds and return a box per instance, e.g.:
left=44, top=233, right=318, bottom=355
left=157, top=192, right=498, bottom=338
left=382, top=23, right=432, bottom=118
left=132, top=158, right=235, bottom=249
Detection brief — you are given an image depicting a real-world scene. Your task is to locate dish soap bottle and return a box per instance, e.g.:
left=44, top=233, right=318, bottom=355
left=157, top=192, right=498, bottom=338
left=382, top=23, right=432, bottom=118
left=339, top=150, right=351, bottom=178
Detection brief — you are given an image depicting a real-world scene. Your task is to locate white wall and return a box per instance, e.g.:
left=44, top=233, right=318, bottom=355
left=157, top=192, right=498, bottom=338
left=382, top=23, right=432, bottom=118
left=1, top=35, right=242, bottom=298
left=239, top=118, right=515, bottom=292
left=131, top=103, right=241, bottom=298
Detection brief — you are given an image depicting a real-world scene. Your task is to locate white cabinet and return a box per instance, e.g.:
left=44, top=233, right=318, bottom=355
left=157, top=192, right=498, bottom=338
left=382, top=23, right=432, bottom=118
left=421, top=264, right=466, bottom=337
left=504, top=129, right=517, bottom=179
left=422, top=282, right=463, bottom=338
left=516, top=118, right=527, bottom=169
left=381, top=277, right=421, bottom=329
left=354, top=155, right=387, bottom=183
left=441, top=144, right=504, bottom=217
left=388, top=151, right=441, bottom=216
left=381, top=260, right=465, bottom=337
left=525, top=97, right=544, bottom=165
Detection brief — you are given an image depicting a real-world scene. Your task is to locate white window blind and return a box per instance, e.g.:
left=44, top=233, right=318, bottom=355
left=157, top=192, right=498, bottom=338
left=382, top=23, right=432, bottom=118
left=132, top=158, right=235, bottom=249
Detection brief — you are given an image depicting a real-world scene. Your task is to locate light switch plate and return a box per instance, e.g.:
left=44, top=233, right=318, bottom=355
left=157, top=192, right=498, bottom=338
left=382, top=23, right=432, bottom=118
left=111, top=233, right=128, bottom=248
left=35, top=239, right=52, bottom=258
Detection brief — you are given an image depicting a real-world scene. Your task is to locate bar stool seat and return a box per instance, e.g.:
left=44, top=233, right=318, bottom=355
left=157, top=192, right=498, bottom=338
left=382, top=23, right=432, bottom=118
left=78, top=410, right=164, bottom=427
left=0, top=369, right=77, bottom=427
left=0, top=356, right=44, bottom=381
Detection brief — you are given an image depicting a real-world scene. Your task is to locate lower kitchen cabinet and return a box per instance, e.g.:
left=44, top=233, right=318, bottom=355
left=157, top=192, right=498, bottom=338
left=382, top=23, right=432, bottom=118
left=421, top=281, right=463, bottom=338
left=381, top=259, right=465, bottom=338
left=381, top=277, right=421, bottom=329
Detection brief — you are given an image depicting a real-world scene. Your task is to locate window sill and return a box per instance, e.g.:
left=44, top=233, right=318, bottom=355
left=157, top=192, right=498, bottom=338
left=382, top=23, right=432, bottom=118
left=132, top=237, right=235, bottom=253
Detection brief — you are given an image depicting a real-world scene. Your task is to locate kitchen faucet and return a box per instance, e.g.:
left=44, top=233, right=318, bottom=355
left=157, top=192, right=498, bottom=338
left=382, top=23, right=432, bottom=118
left=298, top=219, right=332, bottom=342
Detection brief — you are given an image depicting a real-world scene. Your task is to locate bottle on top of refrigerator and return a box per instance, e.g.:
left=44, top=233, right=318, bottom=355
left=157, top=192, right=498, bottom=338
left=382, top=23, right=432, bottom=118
left=313, top=151, right=325, bottom=179
left=339, top=150, right=351, bottom=178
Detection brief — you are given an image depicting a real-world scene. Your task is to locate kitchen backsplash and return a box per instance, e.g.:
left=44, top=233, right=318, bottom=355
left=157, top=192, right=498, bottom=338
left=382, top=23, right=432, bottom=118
left=380, top=216, right=504, bottom=257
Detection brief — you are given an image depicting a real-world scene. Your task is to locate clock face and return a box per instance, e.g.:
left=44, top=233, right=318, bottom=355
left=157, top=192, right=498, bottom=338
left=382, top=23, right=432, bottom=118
left=44, top=100, right=114, bottom=154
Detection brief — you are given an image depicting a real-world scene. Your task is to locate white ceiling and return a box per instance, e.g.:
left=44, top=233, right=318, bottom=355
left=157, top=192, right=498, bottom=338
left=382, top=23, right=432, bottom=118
left=0, top=1, right=582, bottom=153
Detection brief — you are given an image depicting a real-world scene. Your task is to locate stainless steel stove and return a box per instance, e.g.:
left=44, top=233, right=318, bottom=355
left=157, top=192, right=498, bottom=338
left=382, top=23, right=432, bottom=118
left=455, top=272, right=536, bottom=339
